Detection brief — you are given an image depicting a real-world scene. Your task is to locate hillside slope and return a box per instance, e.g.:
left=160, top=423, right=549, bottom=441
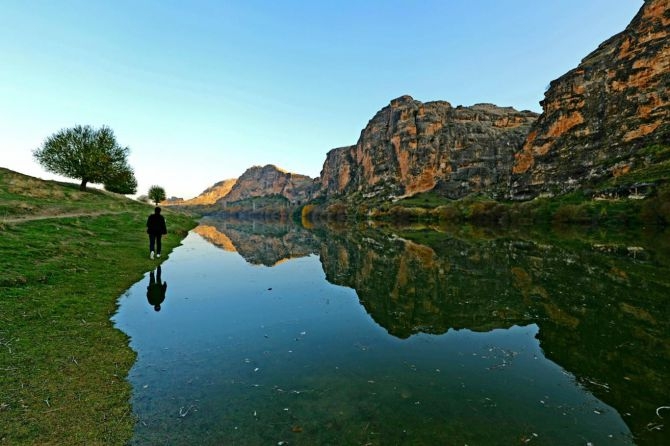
left=0, top=167, right=152, bottom=221
left=0, top=167, right=197, bottom=444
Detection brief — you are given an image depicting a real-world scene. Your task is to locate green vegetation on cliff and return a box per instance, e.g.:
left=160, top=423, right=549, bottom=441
left=0, top=168, right=197, bottom=444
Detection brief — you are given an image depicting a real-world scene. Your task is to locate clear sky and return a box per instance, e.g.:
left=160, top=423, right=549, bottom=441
left=1, top=0, right=643, bottom=200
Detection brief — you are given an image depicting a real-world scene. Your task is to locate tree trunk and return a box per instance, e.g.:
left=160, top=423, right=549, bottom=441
left=80, top=179, right=88, bottom=191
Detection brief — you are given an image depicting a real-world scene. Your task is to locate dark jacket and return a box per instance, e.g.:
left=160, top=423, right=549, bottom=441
left=147, top=280, right=167, bottom=306
left=146, top=214, right=167, bottom=235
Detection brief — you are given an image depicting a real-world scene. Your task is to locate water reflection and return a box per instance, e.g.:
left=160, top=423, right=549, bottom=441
left=113, top=218, right=670, bottom=445
left=313, top=222, right=669, bottom=445
left=146, top=266, right=167, bottom=312
left=195, top=218, right=320, bottom=266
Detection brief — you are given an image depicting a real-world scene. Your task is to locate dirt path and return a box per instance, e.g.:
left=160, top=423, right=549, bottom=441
left=1, top=210, right=130, bottom=224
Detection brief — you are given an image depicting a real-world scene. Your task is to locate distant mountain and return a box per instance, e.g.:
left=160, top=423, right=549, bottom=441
left=168, top=164, right=316, bottom=210
left=214, top=164, right=317, bottom=206
left=166, top=178, right=237, bottom=206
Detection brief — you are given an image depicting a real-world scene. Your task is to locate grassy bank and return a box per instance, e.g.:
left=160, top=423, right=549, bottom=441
left=305, top=186, right=670, bottom=228
left=0, top=170, right=197, bottom=444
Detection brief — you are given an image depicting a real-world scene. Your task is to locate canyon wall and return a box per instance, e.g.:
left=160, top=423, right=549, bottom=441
left=511, top=0, right=670, bottom=198
left=182, top=1, right=668, bottom=208
left=318, top=96, right=537, bottom=200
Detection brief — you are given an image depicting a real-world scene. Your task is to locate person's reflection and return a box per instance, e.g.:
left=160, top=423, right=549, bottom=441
left=146, top=266, right=167, bottom=311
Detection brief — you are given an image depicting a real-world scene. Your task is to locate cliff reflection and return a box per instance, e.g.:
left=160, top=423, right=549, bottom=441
left=194, top=218, right=669, bottom=444
left=316, top=222, right=669, bottom=445
left=196, top=217, right=320, bottom=266
left=318, top=227, right=524, bottom=337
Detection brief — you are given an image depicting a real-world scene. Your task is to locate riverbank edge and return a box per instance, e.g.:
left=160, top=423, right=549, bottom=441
left=0, top=210, right=198, bottom=445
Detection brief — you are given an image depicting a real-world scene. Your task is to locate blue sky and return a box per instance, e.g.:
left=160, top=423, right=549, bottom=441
left=1, top=0, right=643, bottom=199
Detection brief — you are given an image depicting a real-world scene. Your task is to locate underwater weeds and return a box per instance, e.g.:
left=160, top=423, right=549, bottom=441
left=0, top=196, right=196, bottom=444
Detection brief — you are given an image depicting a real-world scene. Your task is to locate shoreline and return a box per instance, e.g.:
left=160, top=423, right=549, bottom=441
left=0, top=209, right=197, bottom=444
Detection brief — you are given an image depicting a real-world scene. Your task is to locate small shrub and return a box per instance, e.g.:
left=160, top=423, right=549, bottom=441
left=641, top=186, right=670, bottom=225
left=468, top=200, right=506, bottom=223
left=325, top=203, right=348, bottom=221
left=389, top=206, right=429, bottom=222
left=301, top=204, right=315, bottom=220
left=553, top=204, right=589, bottom=224
left=432, top=205, right=463, bottom=222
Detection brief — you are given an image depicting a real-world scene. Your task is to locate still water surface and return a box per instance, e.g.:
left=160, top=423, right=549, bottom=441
left=113, top=219, right=669, bottom=445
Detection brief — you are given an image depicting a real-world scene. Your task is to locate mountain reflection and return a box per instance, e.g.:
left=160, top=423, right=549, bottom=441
left=194, top=217, right=670, bottom=445
left=197, top=217, right=320, bottom=266
left=318, top=227, right=524, bottom=338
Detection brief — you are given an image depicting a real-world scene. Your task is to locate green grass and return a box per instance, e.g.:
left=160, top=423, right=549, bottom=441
left=393, top=190, right=447, bottom=208
left=605, top=159, right=670, bottom=187
left=0, top=168, right=152, bottom=220
left=0, top=169, right=197, bottom=445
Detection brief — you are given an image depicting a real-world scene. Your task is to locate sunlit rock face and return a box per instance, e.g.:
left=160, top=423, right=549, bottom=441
left=319, top=145, right=356, bottom=198
left=217, top=164, right=317, bottom=205
left=167, top=179, right=237, bottom=205
left=512, top=0, right=670, bottom=199
left=317, top=96, right=537, bottom=200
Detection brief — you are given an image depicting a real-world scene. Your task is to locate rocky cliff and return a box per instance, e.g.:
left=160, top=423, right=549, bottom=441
left=182, top=1, right=668, bottom=210
left=167, top=178, right=237, bottom=205
left=512, top=0, right=670, bottom=198
left=318, top=96, right=538, bottom=200
left=216, top=164, right=316, bottom=205
left=319, top=145, right=356, bottom=198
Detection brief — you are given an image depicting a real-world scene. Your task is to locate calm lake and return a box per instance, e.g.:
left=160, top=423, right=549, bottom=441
left=112, top=218, right=670, bottom=445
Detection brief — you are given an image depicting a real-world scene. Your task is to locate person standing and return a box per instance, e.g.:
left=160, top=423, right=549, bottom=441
left=146, top=206, right=167, bottom=259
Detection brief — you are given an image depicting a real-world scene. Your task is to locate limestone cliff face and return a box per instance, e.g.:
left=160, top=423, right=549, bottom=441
left=319, top=145, right=356, bottom=197
left=512, top=0, right=670, bottom=198
left=217, top=164, right=317, bottom=205
left=318, top=96, right=537, bottom=200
